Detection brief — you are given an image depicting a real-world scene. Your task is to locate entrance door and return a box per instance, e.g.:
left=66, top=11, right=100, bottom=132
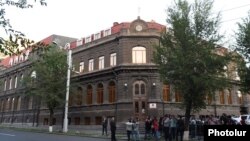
left=133, top=81, right=147, bottom=121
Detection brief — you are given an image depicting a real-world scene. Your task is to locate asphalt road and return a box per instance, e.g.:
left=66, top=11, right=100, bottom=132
left=0, top=129, right=111, bottom=141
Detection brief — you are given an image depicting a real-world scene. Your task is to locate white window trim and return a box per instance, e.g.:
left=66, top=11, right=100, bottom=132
left=4, top=80, right=7, bottom=91
left=76, top=39, right=83, bottom=46
left=132, top=46, right=146, bottom=64
left=103, top=28, right=111, bottom=36
left=85, top=36, right=91, bottom=43
left=99, top=56, right=105, bottom=70
left=14, top=76, right=18, bottom=88
left=9, top=78, right=12, bottom=90
left=79, top=61, right=84, bottom=72
left=94, top=32, right=101, bottom=40
left=110, top=53, right=117, bottom=66
left=88, top=59, right=94, bottom=71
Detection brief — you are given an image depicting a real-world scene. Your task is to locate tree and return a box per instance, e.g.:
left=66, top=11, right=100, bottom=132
left=23, top=46, right=68, bottom=128
left=235, top=11, right=250, bottom=94
left=0, top=0, right=47, bottom=55
left=154, top=0, right=231, bottom=128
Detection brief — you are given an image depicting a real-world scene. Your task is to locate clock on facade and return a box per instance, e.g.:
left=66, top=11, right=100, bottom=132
left=135, top=24, right=143, bottom=31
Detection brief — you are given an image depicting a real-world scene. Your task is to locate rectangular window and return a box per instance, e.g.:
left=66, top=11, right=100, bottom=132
left=110, top=53, right=116, bottom=66
left=95, top=117, right=102, bottom=125
left=9, top=78, right=12, bottom=90
left=4, top=80, right=7, bottom=91
left=43, top=118, right=48, bottom=125
left=135, top=101, right=139, bottom=113
left=99, top=56, right=104, bottom=70
left=28, top=97, right=33, bottom=110
left=132, top=47, right=146, bottom=64
left=74, top=117, right=81, bottom=125
left=11, top=98, right=15, bottom=111
left=175, top=90, right=182, bottom=102
left=163, top=84, right=170, bottom=102
left=17, top=97, right=21, bottom=111
left=219, top=90, right=225, bottom=104
left=79, top=61, right=84, bottom=72
left=88, top=59, right=94, bottom=71
left=14, top=76, right=17, bottom=88
left=84, top=117, right=91, bottom=125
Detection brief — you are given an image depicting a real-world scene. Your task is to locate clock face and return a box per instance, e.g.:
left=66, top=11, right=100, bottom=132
left=136, top=25, right=143, bottom=31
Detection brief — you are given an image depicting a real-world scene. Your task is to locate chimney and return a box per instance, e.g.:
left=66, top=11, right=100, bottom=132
left=113, top=22, right=119, bottom=26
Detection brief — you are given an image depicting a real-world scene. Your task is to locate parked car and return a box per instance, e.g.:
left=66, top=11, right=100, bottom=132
left=231, top=114, right=250, bottom=125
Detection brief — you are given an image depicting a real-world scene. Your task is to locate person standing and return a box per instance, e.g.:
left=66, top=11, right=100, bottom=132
left=110, top=117, right=117, bottom=141
left=144, top=116, right=152, bottom=140
left=176, top=116, right=185, bottom=141
left=126, top=118, right=133, bottom=141
left=102, top=116, right=108, bottom=136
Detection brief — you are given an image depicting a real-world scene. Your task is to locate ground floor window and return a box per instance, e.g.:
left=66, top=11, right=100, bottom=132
left=85, top=117, right=91, bottom=125
left=43, top=118, right=48, bottom=125
left=74, top=117, right=80, bottom=125
left=95, top=116, right=102, bottom=125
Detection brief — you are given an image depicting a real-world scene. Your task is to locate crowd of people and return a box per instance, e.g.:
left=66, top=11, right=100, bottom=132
left=103, top=113, right=248, bottom=141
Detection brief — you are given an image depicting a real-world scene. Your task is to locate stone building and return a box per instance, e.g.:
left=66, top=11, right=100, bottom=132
left=0, top=17, right=249, bottom=128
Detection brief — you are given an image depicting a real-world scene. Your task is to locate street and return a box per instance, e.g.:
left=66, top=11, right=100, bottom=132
left=0, top=129, right=111, bottom=141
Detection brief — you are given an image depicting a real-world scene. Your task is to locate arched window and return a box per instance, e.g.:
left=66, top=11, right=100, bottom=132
left=207, top=94, right=212, bottom=105
left=133, top=81, right=146, bottom=95
left=6, top=98, right=10, bottom=111
left=132, top=46, right=146, bottom=64
left=97, top=83, right=104, bottom=104
left=219, top=90, right=225, bottom=104
left=76, top=87, right=83, bottom=106
left=227, top=90, right=232, bottom=105
left=11, top=97, right=15, bottom=111
left=175, top=90, right=182, bottom=102
left=135, top=84, right=139, bottom=95
left=87, top=85, right=93, bottom=105
left=0, top=99, right=3, bottom=112
left=17, top=96, right=21, bottom=111
left=162, top=84, right=170, bottom=102
left=28, top=96, right=33, bottom=109
left=108, top=81, right=116, bottom=103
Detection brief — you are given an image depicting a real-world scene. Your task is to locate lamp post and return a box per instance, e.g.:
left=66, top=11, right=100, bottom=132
left=63, top=49, right=72, bottom=133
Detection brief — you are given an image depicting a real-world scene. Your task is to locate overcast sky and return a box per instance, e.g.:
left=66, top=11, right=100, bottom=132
left=1, top=0, right=250, bottom=48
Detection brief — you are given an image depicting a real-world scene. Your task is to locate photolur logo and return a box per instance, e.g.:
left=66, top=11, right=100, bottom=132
left=208, top=129, right=247, bottom=137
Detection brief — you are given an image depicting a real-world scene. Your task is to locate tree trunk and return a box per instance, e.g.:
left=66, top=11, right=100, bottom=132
left=49, top=109, right=54, bottom=132
left=49, top=109, right=54, bottom=126
left=184, top=99, right=192, bottom=131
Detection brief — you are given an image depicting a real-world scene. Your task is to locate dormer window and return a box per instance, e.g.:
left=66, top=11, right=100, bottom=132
left=85, top=36, right=91, bottom=43
left=94, top=32, right=101, bottom=40
left=14, top=56, right=18, bottom=64
left=25, top=50, right=30, bottom=60
left=103, top=28, right=111, bottom=36
left=19, top=54, right=24, bottom=62
left=76, top=39, right=83, bottom=46
left=9, top=58, right=13, bottom=66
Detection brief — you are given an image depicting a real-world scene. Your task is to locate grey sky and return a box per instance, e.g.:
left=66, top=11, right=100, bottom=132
left=1, top=0, right=250, bottom=48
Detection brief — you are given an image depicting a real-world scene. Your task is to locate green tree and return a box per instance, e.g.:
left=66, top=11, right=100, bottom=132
left=0, top=0, right=46, bottom=55
left=23, top=46, right=67, bottom=127
left=235, top=11, right=250, bottom=94
left=154, top=0, right=231, bottom=128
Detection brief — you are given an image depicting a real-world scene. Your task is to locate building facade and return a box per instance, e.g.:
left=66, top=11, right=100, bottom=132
left=0, top=18, right=249, bottom=128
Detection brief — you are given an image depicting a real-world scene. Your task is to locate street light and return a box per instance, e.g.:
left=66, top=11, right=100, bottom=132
left=63, top=46, right=72, bottom=133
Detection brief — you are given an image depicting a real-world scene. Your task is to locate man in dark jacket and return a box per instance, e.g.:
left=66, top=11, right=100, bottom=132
left=102, top=116, right=108, bottom=135
left=110, top=117, right=116, bottom=141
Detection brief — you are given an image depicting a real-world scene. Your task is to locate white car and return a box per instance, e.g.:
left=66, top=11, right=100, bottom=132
left=231, top=114, right=250, bottom=125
